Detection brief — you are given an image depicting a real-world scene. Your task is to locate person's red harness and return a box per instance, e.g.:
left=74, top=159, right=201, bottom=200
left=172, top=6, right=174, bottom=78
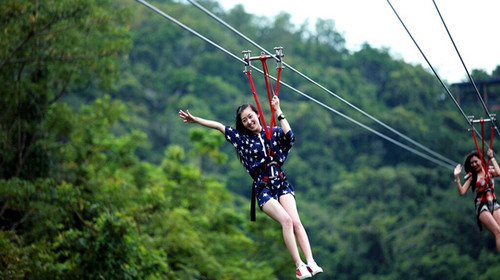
left=242, top=47, right=283, bottom=152
left=474, top=173, right=495, bottom=203
left=242, top=47, right=284, bottom=221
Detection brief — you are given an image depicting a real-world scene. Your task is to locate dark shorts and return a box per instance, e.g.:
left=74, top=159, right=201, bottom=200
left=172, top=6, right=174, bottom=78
left=476, top=201, right=500, bottom=217
left=255, top=176, right=295, bottom=210
left=474, top=199, right=500, bottom=231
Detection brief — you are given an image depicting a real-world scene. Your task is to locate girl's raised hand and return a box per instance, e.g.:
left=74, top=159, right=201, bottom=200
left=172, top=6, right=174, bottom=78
left=487, top=148, right=495, bottom=159
left=271, top=95, right=280, bottom=111
left=454, top=164, right=462, bottom=176
left=179, top=109, right=196, bottom=123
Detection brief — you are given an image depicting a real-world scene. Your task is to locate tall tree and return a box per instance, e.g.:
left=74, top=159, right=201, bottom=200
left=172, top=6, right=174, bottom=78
left=0, top=0, right=132, bottom=179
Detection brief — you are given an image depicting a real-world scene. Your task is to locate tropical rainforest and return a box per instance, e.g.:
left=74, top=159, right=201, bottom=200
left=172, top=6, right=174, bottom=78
left=2, top=0, right=500, bottom=279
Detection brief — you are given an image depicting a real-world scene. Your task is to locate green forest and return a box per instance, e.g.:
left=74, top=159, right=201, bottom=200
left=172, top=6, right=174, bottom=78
left=2, top=0, right=500, bottom=279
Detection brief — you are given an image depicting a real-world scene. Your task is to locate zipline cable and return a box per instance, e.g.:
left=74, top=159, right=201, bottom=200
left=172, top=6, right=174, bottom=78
left=135, top=0, right=456, bottom=169
left=387, top=0, right=488, bottom=146
left=386, top=0, right=470, bottom=127
left=284, top=82, right=455, bottom=169
left=187, top=0, right=457, bottom=167
left=431, top=0, right=500, bottom=137
left=280, top=81, right=455, bottom=169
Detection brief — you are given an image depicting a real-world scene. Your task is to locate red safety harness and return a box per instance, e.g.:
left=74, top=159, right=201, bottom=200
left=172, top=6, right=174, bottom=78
left=469, top=116, right=498, bottom=230
left=242, top=47, right=284, bottom=153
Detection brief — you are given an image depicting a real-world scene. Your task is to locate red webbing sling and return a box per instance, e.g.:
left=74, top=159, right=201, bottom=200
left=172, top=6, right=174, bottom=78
left=244, top=55, right=282, bottom=143
left=471, top=118, right=495, bottom=170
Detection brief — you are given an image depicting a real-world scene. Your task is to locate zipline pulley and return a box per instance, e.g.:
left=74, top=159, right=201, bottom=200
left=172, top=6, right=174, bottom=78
left=468, top=115, right=497, bottom=124
left=242, top=47, right=284, bottom=70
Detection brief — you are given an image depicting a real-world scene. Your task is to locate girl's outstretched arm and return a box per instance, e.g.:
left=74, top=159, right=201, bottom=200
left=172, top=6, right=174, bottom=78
left=179, top=109, right=225, bottom=134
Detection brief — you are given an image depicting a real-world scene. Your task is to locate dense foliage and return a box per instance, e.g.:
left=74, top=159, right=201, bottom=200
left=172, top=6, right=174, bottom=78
left=2, top=0, right=500, bottom=279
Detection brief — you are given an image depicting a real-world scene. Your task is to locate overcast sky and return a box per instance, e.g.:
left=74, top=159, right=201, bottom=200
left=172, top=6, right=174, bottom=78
left=216, top=0, right=499, bottom=84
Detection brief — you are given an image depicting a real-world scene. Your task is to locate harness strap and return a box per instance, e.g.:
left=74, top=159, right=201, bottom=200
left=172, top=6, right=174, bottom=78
left=260, top=56, right=281, bottom=130
left=245, top=65, right=282, bottom=156
left=471, top=127, right=486, bottom=170
left=250, top=164, right=284, bottom=222
left=243, top=50, right=283, bottom=156
left=488, top=123, right=495, bottom=167
left=250, top=186, right=256, bottom=221
left=245, top=69, right=270, bottom=138
left=262, top=171, right=284, bottom=182
left=471, top=118, right=496, bottom=171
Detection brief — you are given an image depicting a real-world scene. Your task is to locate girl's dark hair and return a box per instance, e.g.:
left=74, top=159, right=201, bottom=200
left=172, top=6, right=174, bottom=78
left=464, top=150, right=482, bottom=191
left=464, top=151, right=482, bottom=175
left=235, top=103, right=259, bottom=135
left=233, top=103, right=259, bottom=164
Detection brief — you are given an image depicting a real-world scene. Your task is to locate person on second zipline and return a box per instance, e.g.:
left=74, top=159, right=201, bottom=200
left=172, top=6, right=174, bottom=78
left=454, top=148, right=500, bottom=253
left=179, top=95, right=322, bottom=279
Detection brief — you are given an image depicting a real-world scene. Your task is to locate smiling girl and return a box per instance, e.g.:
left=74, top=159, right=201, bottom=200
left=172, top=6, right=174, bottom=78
left=454, top=148, right=500, bottom=253
left=179, top=95, right=322, bottom=279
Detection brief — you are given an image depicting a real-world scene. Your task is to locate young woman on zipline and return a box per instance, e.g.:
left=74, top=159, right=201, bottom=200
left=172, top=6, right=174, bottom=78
left=454, top=148, right=500, bottom=253
left=179, top=95, right=322, bottom=279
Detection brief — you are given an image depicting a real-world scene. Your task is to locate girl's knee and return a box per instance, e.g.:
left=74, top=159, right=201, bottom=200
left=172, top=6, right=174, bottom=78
left=280, top=214, right=293, bottom=229
left=292, top=219, right=304, bottom=232
left=491, top=221, right=500, bottom=236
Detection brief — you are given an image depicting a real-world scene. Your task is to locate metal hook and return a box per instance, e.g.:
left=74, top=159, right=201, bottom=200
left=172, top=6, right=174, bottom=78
left=274, top=46, right=284, bottom=69
left=242, top=50, right=251, bottom=72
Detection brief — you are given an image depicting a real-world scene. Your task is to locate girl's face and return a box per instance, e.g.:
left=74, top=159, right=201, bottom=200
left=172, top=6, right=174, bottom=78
left=470, top=156, right=483, bottom=173
left=240, top=106, right=261, bottom=134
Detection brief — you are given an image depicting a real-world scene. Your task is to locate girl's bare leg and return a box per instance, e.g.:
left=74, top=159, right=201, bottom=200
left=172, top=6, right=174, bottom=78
left=262, top=199, right=304, bottom=266
left=479, top=210, right=500, bottom=253
left=279, top=194, right=314, bottom=263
